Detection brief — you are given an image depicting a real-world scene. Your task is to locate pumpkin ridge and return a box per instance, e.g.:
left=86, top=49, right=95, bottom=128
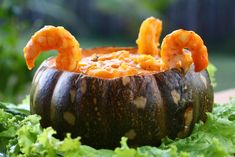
left=197, top=71, right=213, bottom=121
left=183, top=68, right=199, bottom=134
left=44, top=69, right=63, bottom=128
left=154, top=69, right=188, bottom=138
left=30, top=66, right=47, bottom=114
left=151, top=74, right=167, bottom=138
left=50, top=72, right=79, bottom=135
left=32, top=68, right=63, bottom=128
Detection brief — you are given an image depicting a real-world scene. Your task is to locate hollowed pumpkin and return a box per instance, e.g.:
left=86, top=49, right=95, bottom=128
left=26, top=17, right=213, bottom=148
left=30, top=47, right=213, bottom=148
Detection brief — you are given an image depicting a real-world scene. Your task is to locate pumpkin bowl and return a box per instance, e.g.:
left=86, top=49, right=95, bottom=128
left=30, top=47, right=213, bottom=149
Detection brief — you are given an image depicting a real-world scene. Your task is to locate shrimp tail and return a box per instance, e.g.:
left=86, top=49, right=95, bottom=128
left=136, top=17, right=162, bottom=56
left=193, top=45, right=208, bottom=72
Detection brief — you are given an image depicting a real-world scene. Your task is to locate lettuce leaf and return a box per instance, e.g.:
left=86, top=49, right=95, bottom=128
left=1, top=97, right=235, bottom=157
left=207, top=63, right=217, bottom=88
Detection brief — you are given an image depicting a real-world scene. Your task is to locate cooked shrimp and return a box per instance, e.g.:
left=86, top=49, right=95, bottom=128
left=161, top=29, right=208, bottom=72
left=136, top=55, right=162, bottom=71
left=24, top=26, right=82, bottom=71
left=136, top=17, right=162, bottom=56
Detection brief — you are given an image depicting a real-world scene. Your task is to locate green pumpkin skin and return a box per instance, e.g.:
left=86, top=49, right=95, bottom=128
left=30, top=57, right=213, bottom=149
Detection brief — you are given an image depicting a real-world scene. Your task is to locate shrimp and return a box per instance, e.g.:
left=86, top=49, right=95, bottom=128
left=136, top=55, right=162, bottom=71
left=161, top=29, right=208, bottom=72
left=136, top=17, right=162, bottom=56
left=24, top=26, right=82, bottom=71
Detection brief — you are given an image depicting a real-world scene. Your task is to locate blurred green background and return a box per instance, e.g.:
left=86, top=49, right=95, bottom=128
left=0, top=0, right=235, bottom=103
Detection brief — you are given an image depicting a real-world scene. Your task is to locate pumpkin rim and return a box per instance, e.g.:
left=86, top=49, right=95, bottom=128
left=42, top=46, right=190, bottom=80
left=41, top=46, right=187, bottom=81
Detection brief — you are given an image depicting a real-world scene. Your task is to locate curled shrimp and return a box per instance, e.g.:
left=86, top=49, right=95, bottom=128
left=161, top=29, right=208, bottom=72
left=136, top=17, right=162, bottom=56
left=24, top=26, right=82, bottom=71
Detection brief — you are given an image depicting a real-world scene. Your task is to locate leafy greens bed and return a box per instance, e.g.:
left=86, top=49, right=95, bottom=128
left=0, top=96, right=235, bottom=157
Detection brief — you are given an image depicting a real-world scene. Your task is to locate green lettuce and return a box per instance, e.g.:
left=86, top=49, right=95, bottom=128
left=207, top=63, right=217, bottom=88
left=0, top=96, right=30, bottom=155
left=1, top=97, right=235, bottom=157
